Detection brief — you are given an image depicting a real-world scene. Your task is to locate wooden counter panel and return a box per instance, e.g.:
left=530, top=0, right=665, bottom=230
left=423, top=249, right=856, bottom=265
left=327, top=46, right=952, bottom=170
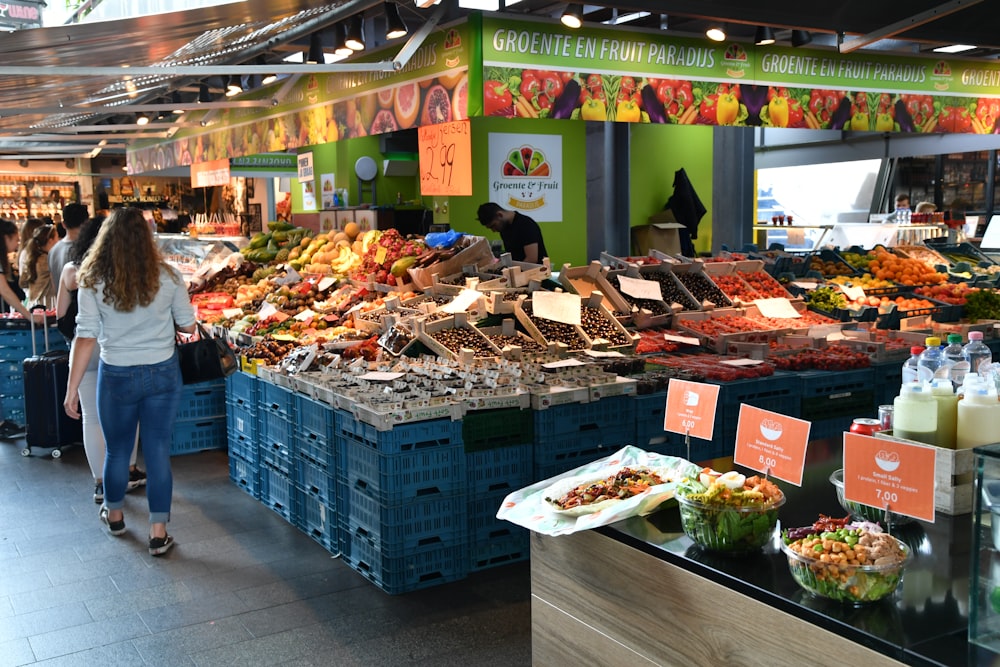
left=530, top=531, right=903, bottom=667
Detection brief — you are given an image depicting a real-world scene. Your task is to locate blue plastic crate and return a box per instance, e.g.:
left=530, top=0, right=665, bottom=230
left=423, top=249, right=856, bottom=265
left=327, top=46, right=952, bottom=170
left=294, top=456, right=337, bottom=505
left=294, top=488, right=337, bottom=553
left=533, top=395, right=635, bottom=440
left=176, top=380, right=226, bottom=420
left=534, top=435, right=621, bottom=478
left=259, top=463, right=295, bottom=522
left=228, top=452, right=259, bottom=499
left=340, top=531, right=467, bottom=595
left=259, top=409, right=295, bottom=450
left=170, top=418, right=226, bottom=455
left=0, top=369, right=22, bottom=395
left=871, top=360, right=903, bottom=410
left=260, top=380, right=295, bottom=418
left=469, top=488, right=522, bottom=545
left=467, top=443, right=532, bottom=495
left=226, top=371, right=258, bottom=406
left=469, top=533, right=529, bottom=572
left=1, top=404, right=25, bottom=426
left=260, top=440, right=293, bottom=475
left=227, top=429, right=257, bottom=463
left=339, top=436, right=466, bottom=504
left=338, top=483, right=467, bottom=556
left=799, top=369, right=876, bottom=422
left=226, top=401, right=258, bottom=440
left=633, top=392, right=670, bottom=448
left=0, top=360, right=20, bottom=375
left=809, top=417, right=854, bottom=442
left=295, top=394, right=335, bottom=442
left=337, top=411, right=462, bottom=455
left=296, top=430, right=335, bottom=470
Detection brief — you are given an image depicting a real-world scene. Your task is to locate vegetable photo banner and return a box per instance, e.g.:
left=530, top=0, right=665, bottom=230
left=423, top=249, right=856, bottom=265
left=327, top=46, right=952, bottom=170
left=488, top=133, right=562, bottom=221
left=481, top=15, right=1000, bottom=134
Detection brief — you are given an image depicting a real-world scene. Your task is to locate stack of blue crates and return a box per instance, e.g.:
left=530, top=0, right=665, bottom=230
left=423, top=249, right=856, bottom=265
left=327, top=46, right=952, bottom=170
left=170, top=380, right=227, bottom=455
left=798, top=368, right=876, bottom=440
left=257, top=382, right=297, bottom=521
left=462, top=407, right=533, bottom=572
left=293, top=394, right=338, bottom=552
left=337, top=411, right=468, bottom=595
left=0, top=325, right=66, bottom=426
left=532, top=395, right=636, bottom=480
left=226, top=372, right=259, bottom=498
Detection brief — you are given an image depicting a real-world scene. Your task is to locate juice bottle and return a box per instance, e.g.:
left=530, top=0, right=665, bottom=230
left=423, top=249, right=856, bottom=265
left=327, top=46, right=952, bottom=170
left=929, top=379, right=957, bottom=449
left=957, top=385, right=1000, bottom=449
left=893, top=383, right=938, bottom=445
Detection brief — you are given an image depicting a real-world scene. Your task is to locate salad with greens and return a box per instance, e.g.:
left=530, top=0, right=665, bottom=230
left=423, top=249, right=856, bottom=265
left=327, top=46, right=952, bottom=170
left=676, top=469, right=785, bottom=554
left=781, top=515, right=910, bottom=604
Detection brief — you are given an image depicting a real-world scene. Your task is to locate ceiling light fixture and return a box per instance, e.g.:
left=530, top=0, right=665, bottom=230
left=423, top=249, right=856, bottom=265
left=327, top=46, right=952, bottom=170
left=135, top=111, right=150, bottom=126
left=198, top=83, right=211, bottom=103
left=791, top=30, right=813, bottom=47
left=345, top=16, right=366, bottom=51
left=333, top=23, right=353, bottom=56
left=171, top=91, right=186, bottom=115
left=307, top=31, right=325, bottom=64
left=705, top=24, right=726, bottom=42
left=560, top=4, right=582, bottom=29
left=385, top=2, right=408, bottom=40
left=933, top=43, right=976, bottom=53
left=226, top=75, right=243, bottom=97
left=754, top=26, right=775, bottom=46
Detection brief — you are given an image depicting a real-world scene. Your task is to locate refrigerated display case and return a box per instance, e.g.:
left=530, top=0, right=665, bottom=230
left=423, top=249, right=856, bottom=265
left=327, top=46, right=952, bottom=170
left=156, top=234, right=247, bottom=284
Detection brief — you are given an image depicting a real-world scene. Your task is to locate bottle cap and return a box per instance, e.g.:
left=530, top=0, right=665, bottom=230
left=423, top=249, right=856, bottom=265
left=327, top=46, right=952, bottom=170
left=910, top=346, right=925, bottom=355
left=901, top=383, right=930, bottom=397
left=947, top=334, right=963, bottom=344
left=931, top=378, right=955, bottom=394
left=969, top=331, right=984, bottom=341
left=925, top=336, right=941, bottom=347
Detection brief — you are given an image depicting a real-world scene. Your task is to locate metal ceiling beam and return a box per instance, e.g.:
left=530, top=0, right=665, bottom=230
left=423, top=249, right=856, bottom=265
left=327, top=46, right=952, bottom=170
left=0, top=100, right=275, bottom=116
left=0, top=131, right=175, bottom=139
left=0, top=62, right=399, bottom=77
left=839, top=0, right=982, bottom=53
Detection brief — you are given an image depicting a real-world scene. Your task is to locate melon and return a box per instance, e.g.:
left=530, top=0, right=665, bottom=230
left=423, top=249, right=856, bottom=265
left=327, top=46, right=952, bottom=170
left=394, top=82, right=421, bottom=129
left=377, top=88, right=394, bottom=109
left=451, top=75, right=468, bottom=122
left=344, top=221, right=360, bottom=240
left=333, top=232, right=348, bottom=244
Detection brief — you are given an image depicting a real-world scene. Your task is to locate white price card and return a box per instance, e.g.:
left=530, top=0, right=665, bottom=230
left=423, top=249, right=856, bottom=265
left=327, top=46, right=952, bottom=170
left=257, top=301, right=278, bottom=319
left=663, top=333, right=701, bottom=346
left=317, top=276, right=336, bottom=292
left=719, top=358, right=765, bottom=366
left=583, top=349, right=626, bottom=358
left=791, top=281, right=820, bottom=290
left=358, top=371, right=406, bottom=381
left=274, top=267, right=301, bottom=285
left=442, top=288, right=481, bottom=314
left=293, top=309, right=316, bottom=321
left=533, top=291, right=581, bottom=326
left=838, top=285, right=866, bottom=302
left=222, top=307, right=244, bottom=319
left=754, top=297, right=801, bottom=319
left=808, top=324, right=844, bottom=339
left=616, top=275, right=663, bottom=301
left=541, top=358, right=587, bottom=369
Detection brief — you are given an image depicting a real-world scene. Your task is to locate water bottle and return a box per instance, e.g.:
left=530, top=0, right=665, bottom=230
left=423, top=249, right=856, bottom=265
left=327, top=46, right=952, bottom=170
left=943, top=333, right=968, bottom=388
left=917, top=336, right=952, bottom=384
left=901, top=346, right=925, bottom=384
left=963, top=331, right=993, bottom=377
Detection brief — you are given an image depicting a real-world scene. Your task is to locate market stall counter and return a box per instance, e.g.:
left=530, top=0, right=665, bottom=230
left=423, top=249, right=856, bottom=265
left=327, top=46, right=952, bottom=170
left=529, top=439, right=985, bottom=667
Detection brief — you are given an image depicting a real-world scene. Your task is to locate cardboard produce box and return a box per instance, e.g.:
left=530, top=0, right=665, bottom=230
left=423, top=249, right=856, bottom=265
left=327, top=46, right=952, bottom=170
left=631, top=210, right=684, bottom=256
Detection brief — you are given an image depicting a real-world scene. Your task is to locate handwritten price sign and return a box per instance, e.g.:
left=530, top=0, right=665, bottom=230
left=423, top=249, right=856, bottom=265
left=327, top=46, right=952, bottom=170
left=418, top=120, right=472, bottom=196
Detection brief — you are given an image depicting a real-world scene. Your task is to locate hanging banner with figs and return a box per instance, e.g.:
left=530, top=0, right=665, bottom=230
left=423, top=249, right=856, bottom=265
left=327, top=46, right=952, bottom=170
left=481, top=16, right=1000, bottom=134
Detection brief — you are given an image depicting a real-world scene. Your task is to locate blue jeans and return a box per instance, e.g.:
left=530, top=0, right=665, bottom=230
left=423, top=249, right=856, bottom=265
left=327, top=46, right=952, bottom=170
left=97, top=352, right=182, bottom=524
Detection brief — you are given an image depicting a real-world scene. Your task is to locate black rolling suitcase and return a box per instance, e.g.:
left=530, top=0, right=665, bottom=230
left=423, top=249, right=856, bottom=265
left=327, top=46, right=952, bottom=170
left=22, top=317, right=82, bottom=458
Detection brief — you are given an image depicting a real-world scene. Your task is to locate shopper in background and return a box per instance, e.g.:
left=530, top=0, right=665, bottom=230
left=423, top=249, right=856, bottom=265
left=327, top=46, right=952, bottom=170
left=476, top=202, right=548, bottom=264
left=915, top=201, right=937, bottom=215
left=49, top=203, right=88, bottom=295
left=886, top=193, right=911, bottom=222
left=16, top=217, right=44, bottom=286
left=0, top=219, right=45, bottom=439
left=19, top=223, right=58, bottom=309
left=56, top=215, right=145, bottom=505
left=64, top=207, right=197, bottom=556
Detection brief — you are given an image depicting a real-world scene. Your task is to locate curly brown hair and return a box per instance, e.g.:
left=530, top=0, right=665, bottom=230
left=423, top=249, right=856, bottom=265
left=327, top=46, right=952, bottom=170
left=77, top=207, right=175, bottom=312
left=21, top=223, right=56, bottom=287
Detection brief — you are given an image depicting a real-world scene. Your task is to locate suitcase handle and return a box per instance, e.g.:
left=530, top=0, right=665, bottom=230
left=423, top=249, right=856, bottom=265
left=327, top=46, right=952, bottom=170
left=29, top=311, right=50, bottom=356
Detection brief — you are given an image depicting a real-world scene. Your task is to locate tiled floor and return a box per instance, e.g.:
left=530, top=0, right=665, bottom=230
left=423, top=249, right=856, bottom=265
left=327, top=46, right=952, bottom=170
left=0, top=440, right=532, bottom=666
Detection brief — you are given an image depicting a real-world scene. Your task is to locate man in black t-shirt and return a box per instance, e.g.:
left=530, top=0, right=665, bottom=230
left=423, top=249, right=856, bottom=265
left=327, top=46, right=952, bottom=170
left=476, top=202, right=548, bottom=264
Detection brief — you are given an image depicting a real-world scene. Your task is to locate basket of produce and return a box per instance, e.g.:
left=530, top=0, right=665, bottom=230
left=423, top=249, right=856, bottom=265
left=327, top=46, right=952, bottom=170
left=804, top=285, right=878, bottom=323
left=802, top=249, right=858, bottom=278
left=671, top=263, right=732, bottom=308
left=829, top=469, right=914, bottom=527
left=781, top=515, right=910, bottom=604
left=558, top=261, right=634, bottom=321
left=675, top=469, right=785, bottom=554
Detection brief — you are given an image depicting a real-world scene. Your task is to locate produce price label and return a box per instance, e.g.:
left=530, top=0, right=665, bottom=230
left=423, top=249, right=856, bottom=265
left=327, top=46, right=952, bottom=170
left=418, top=120, right=472, bottom=196
left=754, top=297, right=801, bottom=319
left=442, top=288, right=481, bottom=314
left=616, top=275, right=662, bottom=302
left=663, top=333, right=701, bottom=346
left=664, top=379, right=720, bottom=441
left=843, top=432, right=936, bottom=522
left=532, top=291, right=581, bottom=326
left=734, top=405, right=810, bottom=486
left=839, top=285, right=866, bottom=302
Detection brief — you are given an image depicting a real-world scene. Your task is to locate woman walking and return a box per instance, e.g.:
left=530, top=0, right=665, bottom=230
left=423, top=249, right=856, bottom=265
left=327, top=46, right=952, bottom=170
left=64, top=208, right=196, bottom=556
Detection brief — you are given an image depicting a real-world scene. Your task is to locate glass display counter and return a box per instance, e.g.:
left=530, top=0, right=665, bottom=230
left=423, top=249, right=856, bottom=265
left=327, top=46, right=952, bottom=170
left=155, top=234, right=248, bottom=284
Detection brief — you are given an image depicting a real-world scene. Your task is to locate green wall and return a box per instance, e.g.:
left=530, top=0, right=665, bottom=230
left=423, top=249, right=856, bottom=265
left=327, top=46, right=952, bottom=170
left=629, top=124, right=714, bottom=255
left=446, top=116, right=589, bottom=267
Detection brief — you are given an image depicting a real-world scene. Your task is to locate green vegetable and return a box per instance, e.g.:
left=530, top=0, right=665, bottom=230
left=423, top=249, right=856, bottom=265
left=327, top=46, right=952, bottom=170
left=965, top=289, right=1000, bottom=322
left=806, top=285, right=848, bottom=312
left=678, top=498, right=779, bottom=554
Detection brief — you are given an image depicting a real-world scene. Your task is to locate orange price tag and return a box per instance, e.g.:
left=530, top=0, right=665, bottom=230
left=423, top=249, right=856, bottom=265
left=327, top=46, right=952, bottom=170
left=418, top=120, right=472, bottom=196
left=843, top=432, right=936, bottom=522
left=733, top=405, right=810, bottom=485
left=664, top=379, right=720, bottom=441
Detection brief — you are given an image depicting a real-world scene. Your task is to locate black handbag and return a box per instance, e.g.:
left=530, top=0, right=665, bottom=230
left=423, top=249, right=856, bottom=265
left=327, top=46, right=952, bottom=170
left=176, top=323, right=238, bottom=385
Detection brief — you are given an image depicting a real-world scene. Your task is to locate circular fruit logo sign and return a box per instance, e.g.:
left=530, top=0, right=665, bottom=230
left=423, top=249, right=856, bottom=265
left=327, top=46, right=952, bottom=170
left=723, top=43, right=748, bottom=78
left=502, top=146, right=550, bottom=177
